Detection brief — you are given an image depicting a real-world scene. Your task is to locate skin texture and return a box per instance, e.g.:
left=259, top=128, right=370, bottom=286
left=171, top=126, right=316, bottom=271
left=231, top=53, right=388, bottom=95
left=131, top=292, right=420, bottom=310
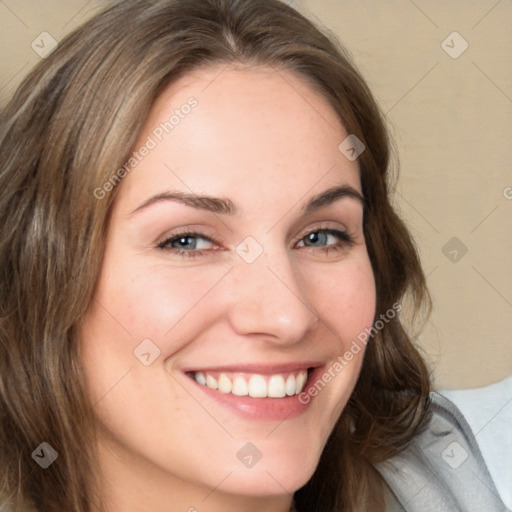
left=79, top=64, right=377, bottom=512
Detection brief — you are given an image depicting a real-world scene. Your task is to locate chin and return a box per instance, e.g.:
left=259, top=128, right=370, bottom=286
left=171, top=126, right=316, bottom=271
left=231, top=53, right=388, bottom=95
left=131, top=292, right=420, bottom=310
left=218, top=439, right=324, bottom=497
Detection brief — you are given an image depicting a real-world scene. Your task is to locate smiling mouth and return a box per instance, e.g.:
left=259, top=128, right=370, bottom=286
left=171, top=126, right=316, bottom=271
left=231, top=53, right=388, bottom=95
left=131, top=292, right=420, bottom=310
left=186, top=368, right=312, bottom=398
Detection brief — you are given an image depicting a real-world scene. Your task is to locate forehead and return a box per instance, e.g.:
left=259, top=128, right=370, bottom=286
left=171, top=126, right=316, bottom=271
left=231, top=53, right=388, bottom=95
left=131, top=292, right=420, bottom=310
left=115, top=64, right=361, bottom=213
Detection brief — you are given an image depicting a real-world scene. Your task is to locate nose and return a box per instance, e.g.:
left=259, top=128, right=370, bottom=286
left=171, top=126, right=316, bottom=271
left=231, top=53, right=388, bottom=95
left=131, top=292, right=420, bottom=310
left=224, top=246, right=319, bottom=346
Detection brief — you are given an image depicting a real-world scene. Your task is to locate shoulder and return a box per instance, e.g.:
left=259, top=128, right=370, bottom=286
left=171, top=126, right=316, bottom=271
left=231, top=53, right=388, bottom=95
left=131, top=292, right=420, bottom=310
left=374, top=391, right=510, bottom=512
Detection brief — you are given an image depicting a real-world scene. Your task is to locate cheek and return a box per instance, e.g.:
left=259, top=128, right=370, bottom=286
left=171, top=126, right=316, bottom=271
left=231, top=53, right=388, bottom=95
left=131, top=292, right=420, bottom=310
left=94, top=255, right=233, bottom=344
left=305, top=254, right=376, bottom=346
left=301, top=255, right=376, bottom=421
left=88, top=246, right=376, bottom=356
left=80, top=243, right=375, bottom=406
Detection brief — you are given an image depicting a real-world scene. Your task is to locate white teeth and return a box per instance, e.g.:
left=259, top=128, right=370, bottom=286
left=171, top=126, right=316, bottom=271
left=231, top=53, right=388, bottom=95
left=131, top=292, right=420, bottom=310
left=268, top=375, right=286, bottom=398
left=217, top=373, right=232, bottom=394
left=193, top=369, right=309, bottom=398
left=285, top=374, right=296, bottom=396
left=248, top=375, right=267, bottom=398
left=295, top=371, right=307, bottom=394
left=195, top=372, right=206, bottom=386
left=232, top=376, right=249, bottom=396
left=205, top=374, right=218, bottom=390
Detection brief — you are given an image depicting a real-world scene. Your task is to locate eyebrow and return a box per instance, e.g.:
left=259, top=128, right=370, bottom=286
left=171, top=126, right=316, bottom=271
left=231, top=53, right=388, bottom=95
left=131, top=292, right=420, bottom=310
left=129, top=184, right=364, bottom=217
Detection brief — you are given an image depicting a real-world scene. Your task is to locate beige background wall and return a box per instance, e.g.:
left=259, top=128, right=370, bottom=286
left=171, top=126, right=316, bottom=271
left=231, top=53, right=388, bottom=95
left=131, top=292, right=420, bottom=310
left=1, top=0, right=511, bottom=390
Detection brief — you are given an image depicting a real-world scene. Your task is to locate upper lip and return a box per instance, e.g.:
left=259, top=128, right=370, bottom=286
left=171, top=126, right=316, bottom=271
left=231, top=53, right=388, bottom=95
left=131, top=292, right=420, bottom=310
left=183, top=362, right=324, bottom=374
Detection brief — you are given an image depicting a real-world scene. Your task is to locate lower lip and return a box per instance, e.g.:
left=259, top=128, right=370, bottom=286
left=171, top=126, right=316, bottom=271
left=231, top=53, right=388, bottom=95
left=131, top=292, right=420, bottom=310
left=185, top=367, right=324, bottom=421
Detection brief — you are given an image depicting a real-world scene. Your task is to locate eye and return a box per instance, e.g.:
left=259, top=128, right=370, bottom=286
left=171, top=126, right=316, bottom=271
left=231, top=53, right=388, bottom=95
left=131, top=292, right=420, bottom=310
left=157, top=227, right=354, bottom=259
left=296, top=228, right=354, bottom=254
left=157, top=231, right=217, bottom=258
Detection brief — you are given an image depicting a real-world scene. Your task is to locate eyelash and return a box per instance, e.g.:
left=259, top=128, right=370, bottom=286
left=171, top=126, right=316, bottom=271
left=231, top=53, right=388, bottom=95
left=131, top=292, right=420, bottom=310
left=156, top=227, right=355, bottom=259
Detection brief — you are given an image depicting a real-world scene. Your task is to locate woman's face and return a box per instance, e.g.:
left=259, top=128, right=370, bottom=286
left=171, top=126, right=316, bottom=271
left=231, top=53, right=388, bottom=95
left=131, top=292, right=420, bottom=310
left=80, top=65, right=376, bottom=510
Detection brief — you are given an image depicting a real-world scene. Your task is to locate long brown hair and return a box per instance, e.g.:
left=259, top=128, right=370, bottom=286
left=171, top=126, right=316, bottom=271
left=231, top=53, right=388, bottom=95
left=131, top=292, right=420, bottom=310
left=0, top=1, right=432, bottom=511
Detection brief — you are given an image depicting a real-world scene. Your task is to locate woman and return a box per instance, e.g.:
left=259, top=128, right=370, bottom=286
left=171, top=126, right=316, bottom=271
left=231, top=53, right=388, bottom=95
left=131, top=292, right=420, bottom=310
left=0, top=1, right=506, bottom=511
